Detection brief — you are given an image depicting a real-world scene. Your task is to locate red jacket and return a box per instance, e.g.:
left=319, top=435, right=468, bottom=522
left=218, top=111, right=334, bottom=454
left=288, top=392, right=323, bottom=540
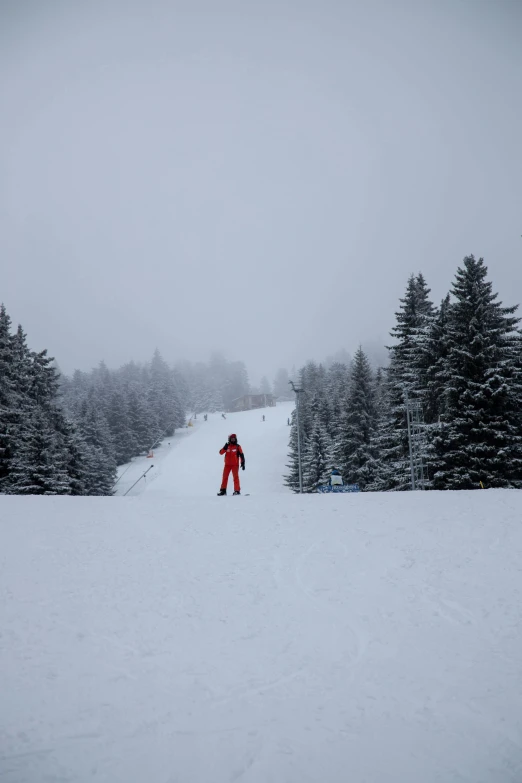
left=220, top=443, right=245, bottom=467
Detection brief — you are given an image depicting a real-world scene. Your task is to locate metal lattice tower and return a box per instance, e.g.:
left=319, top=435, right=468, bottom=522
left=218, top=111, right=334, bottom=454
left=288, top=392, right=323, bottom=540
left=404, top=391, right=428, bottom=490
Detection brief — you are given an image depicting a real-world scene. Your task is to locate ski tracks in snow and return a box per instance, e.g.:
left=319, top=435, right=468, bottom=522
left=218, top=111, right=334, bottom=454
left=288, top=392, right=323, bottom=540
left=292, top=537, right=369, bottom=680
left=211, top=668, right=306, bottom=708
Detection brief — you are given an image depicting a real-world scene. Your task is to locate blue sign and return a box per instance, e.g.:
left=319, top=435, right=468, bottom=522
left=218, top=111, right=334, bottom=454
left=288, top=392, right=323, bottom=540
left=316, top=484, right=360, bottom=494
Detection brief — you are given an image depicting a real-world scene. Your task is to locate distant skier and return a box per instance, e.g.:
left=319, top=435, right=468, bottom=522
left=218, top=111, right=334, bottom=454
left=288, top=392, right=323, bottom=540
left=217, top=434, right=245, bottom=496
left=221, top=413, right=227, bottom=420
left=287, top=418, right=290, bottom=426
left=262, top=415, right=265, bottom=422
left=204, top=414, right=208, bottom=422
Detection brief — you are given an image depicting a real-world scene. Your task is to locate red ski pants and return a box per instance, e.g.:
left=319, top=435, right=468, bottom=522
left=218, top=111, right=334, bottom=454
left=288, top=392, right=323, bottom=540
left=221, top=463, right=240, bottom=492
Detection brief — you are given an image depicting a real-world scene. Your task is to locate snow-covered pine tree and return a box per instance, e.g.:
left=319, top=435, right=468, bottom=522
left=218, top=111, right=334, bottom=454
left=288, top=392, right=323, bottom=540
left=149, top=349, right=176, bottom=436
left=333, top=347, right=377, bottom=489
left=389, top=273, right=436, bottom=395
left=107, top=391, right=138, bottom=464
left=371, top=274, right=435, bottom=490
left=0, top=306, right=22, bottom=487
left=78, top=392, right=117, bottom=493
left=7, top=409, right=72, bottom=495
left=315, top=390, right=333, bottom=435
left=366, top=371, right=407, bottom=492
left=373, top=366, right=385, bottom=408
left=301, top=362, right=327, bottom=401
left=119, top=360, right=142, bottom=391
left=512, top=330, right=522, bottom=441
left=296, top=362, right=327, bottom=442
left=419, top=294, right=451, bottom=426
left=52, top=414, right=94, bottom=496
left=127, top=389, right=154, bottom=454
left=28, top=349, right=61, bottom=410
left=284, top=408, right=302, bottom=492
left=430, top=255, right=522, bottom=489
left=11, top=324, right=32, bottom=398
left=325, top=362, right=350, bottom=440
left=171, top=367, right=189, bottom=426
left=284, top=361, right=333, bottom=491
left=301, top=418, right=330, bottom=492
left=92, top=361, right=114, bottom=410
left=60, top=369, right=89, bottom=419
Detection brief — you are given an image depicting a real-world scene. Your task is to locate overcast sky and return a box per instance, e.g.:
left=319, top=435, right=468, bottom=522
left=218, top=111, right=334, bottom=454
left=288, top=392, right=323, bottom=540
left=1, top=0, right=521, bottom=382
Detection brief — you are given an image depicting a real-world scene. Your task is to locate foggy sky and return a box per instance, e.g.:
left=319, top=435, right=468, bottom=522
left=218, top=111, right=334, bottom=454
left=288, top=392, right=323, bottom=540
left=1, top=0, right=521, bottom=383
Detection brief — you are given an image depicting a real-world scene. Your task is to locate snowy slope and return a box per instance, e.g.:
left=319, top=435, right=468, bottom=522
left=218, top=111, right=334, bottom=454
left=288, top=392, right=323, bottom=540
left=114, top=401, right=294, bottom=497
left=2, top=407, right=522, bottom=783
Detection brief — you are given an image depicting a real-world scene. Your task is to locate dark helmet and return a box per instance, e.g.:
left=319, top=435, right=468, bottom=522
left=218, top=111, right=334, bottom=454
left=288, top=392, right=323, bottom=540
left=228, top=433, right=237, bottom=442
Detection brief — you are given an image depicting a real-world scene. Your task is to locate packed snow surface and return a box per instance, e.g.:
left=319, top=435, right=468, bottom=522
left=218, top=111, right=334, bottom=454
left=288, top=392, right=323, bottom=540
left=2, top=402, right=522, bottom=782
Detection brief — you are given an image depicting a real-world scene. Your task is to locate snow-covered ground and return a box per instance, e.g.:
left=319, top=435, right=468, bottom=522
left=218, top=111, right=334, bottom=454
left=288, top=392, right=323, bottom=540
left=2, top=402, right=522, bottom=782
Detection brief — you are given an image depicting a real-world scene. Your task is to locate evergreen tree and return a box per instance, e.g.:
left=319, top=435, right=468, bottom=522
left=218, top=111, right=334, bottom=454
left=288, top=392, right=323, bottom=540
left=7, top=410, right=72, bottom=495
left=78, top=393, right=117, bottom=493
left=420, top=294, right=451, bottom=426
left=512, top=331, right=522, bottom=443
left=324, top=362, right=350, bottom=444
left=296, top=363, right=327, bottom=442
left=60, top=369, right=89, bottom=418
left=430, top=256, right=522, bottom=489
left=11, top=324, right=32, bottom=398
left=285, top=408, right=303, bottom=492
left=285, top=360, right=348, bottom=492
left=373, top=366, right=386, bottom=409
left=29, top=349, right=61, bottom=409
left=107, top=391, right=138, bottom=464
left=333, top=347, right=377, bottom=489
left=302, top=418, right=330, bottom=492
left=171, top=367, right=189, bottom=425
left=388, top=273, right=436, bottom=395
left=148, top=349, right=172, bottom=434
left=92, top=360, right=114, bottom=409
left=372, top=274, right=435, bottom=490
left=325, top=348, right=352, bottom=369
left=54, top=416, right=92, bottom=496
left=127, top=389, right=154, bottom=453
left=0, top=305, right=19, bottom=487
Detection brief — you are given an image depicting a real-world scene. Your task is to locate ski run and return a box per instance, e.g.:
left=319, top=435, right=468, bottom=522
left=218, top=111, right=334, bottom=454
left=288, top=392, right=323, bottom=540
left=2, top=401, right=522, bottom=783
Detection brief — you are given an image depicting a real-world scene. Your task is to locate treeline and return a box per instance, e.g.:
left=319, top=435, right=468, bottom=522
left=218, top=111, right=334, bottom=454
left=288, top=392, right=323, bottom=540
left=286, top=255, right=522, bottom=492
left=175, top=353, right=250, bottom=413
left=0, top=305, right=116, bottom=495
left=60, top=349, right=189, bottom=468
left=0, top=313, right=258, bottom=496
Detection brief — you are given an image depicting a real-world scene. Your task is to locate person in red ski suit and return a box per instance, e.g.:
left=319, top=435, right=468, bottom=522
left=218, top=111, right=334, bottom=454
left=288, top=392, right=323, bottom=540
left=217, top=434, right=245, bottom=495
